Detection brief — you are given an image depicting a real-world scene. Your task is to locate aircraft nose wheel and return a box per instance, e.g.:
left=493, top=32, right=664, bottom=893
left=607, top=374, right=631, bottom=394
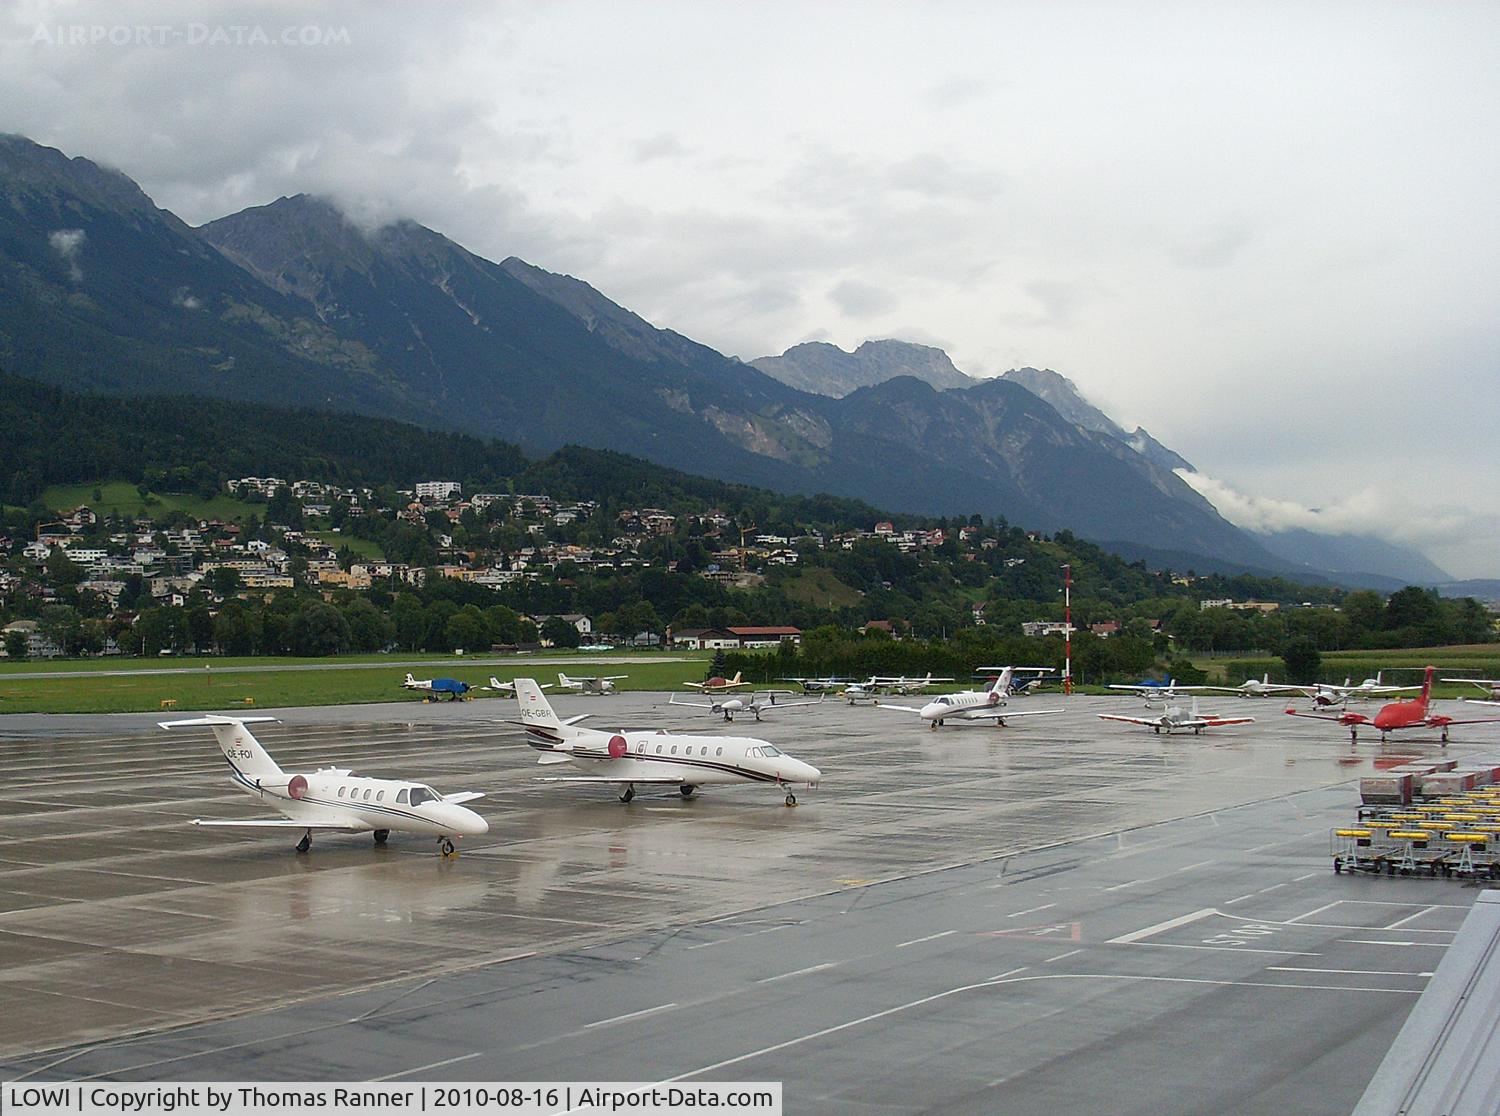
left=438, top=837, right=456, bottom=857
left=784, top=792, right=798, bottom=807
left=373, top=829, right=389, bottom=845
left=295, top=831, right=312, bottom=853
left=679, top=785, right=697, bottom=798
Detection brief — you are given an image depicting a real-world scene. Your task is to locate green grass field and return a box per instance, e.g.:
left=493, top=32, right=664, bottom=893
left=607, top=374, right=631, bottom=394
left=41, top=480, right=260, bottom=523
left=0, top=655, right=713, bottom=714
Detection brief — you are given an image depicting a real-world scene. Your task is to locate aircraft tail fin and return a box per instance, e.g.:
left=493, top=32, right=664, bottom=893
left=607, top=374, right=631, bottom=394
left=729, top=671, right=742, bottom=685
left=987, top=667, right=1015, bottom=694
left=161, top=716, right=283, bottom=780
left=1420, top=665, right=1434, bottom=704
left=515, top=678, right=570, bottom=735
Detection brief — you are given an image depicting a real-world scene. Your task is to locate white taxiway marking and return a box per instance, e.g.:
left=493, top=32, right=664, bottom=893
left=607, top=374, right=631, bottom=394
left=1107, top=907, right=1218, bottom=944
left=1007, top=904, right=1057, bottom=919
left=1103, top=879, right=1141, bottom=892
left=1268, top=966, right=1434, bottom=977
left=1176, top=859, right=1216, bottom=873
left=1044, top=949, right=1082, bottom=964
left=897, top=930, right=957, bottom=948
left=1286, top=900, right=1343, bottom=924
left=757, top=963, right=837, bottom=984
left=1384, top=905, right=1441, bottom=930
left=1340, top=939, right=1450, bottom=948
left=686, top=924, right=795, bottom=950
left=374, top=1052, right=482, bottom=1080
left=585, top=1003, right=678, bottom=1029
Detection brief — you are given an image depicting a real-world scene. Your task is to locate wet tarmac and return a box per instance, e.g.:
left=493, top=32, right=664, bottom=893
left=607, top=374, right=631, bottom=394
left=2, top=691, right=1496, bottom=1112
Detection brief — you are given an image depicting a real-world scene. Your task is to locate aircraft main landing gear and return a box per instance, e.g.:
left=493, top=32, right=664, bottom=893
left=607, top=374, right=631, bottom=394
left=620, top=785, right=636, bottom=803
left=680, top=784, right=697, bottom=798
left=373, top=829, right=389, bottom=845
left=295, top=830, right=312, bottom=853
left=438, top=837, right=456, bottom=857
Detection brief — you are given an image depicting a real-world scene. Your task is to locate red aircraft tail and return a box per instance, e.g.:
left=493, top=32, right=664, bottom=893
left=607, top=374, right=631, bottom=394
left=1418, top=665, right=1435, bottom=711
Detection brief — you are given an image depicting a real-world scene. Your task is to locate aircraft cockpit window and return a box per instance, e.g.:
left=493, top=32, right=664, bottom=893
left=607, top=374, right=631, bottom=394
left=409, top=786, right=435, bottom=807
left=761, top=745, right=782, bottom=756
left=749, top=747, right=762, bottom=758
left=396, top=788, right=409, bottom=804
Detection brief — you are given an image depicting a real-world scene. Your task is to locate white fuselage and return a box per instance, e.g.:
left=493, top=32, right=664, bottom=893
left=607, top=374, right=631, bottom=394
left=227, top=766, right=487, bottom=837
left=917, top=689, right=1004, bottom=723
left=535, top=728, right=821, bottom=789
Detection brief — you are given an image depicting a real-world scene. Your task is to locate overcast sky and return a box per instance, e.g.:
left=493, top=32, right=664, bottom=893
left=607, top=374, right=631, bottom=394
left=4, top=0, right=1497, bottom=576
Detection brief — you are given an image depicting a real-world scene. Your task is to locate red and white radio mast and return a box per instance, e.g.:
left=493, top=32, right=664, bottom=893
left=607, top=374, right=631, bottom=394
left=1062, top=563, right=1073, bottom=695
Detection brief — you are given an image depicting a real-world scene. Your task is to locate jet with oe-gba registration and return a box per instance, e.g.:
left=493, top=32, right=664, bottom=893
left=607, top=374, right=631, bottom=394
left=1286, top=666, right=1500, bottom=743
left=1099, top=698, right=1255, bottom=735
left=879, top=667, right=1064, bottom=730
left=511, top=678, right=821, bottom=805
left=668, top=690, right=825, bottom=722
left=403, top=672, right=472, bottom=701
left=557, top=671, right=627, bottom=695
left=163, top=715, right=487, bottom=854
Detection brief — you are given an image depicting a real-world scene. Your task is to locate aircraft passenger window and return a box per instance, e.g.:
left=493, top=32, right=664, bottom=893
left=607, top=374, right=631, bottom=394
left=716, top=747, right=723, bottom=756
left=671, top=745, right=678, bottom=754
left=655, top=745, right=662, bottom=754
left=338, top=786, right=345, bottom=797
left=397, top=788, right=409, bottom=804
left=363, top=788, right=372, bottom=801
left=377, top=790, right=385, bottom=802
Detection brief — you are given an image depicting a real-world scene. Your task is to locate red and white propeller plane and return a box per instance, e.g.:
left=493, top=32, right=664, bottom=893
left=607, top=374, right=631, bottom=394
left=1285, top=666, right=1500, bottom=743
left=683, top=671, right=750, bottom=693
left=1099, top=698, right=1255, bottom=735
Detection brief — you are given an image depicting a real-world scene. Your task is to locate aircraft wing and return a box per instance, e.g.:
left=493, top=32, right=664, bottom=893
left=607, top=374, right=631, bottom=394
left=1435, top=714, right=1500, bottom=726
left=964, top=707, right=1065, bottom=721
left=1284, top=708, right=1364, bottom=723
left=765, top=696, right=824, bottom=710
left=668, top=696, right=716, bottom=709
left=536, top=775, right=685, bottom=785
left=1098, top=714, right=1160, bottom=727
left=442, top=791, right=486, bottom=805
left=876, top=702, right=926, bottom=714
left=192, top=819, right=367, bottom=830
left=1202, top=716, right=1256, bottom=727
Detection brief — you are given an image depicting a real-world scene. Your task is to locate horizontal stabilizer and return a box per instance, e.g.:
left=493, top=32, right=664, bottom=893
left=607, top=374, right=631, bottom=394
left=161, top=715, right=280, bottom=729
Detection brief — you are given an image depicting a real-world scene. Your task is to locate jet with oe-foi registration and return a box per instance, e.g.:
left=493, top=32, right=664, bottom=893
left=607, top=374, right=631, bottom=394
left=511, top=678, right=821, bottom=805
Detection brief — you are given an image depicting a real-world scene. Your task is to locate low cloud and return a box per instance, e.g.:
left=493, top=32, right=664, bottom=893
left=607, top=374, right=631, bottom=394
left=829, top=278, right=897, bottom=318
left=48, top=228, right=85, bottom=280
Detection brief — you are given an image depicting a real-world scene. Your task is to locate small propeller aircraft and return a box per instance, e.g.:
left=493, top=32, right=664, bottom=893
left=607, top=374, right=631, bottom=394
left=483, top=676, right=553, bottom=696
left=1107, top=677, right=1213, bottom=707
left=975, top=666, right=1055, bottom=696
left=668, top=691, right=824, bottom=722
left=1441, top=676, right=1500, bottom=700
left=879, top=667, right=1064, bottom=730
left=781, top=676, right=853, bottom=693
left=558, top=671, right=627, bottom=695
left=868, top=672, right=956, bottom=694
left=683, top=671, right=750, bottom=693
left=1098, top=698, right=1255, bottom=735
left=163, top=715, right=487, bottom=854
left=511, top=679, right=821, bottom=806
left=403, top=672, right=472, bottom=701
left=1286, top=666, right=1500, bottom=743
left=1203, top=673, right=1310, bottom=699
left=1304, top=672, right=1420, bottom=708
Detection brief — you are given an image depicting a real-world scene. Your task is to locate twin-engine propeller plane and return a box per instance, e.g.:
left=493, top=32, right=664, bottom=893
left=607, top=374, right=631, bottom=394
left=557, top=671, right=627, bottom=695
left=511, top=678, right=821, bottom=806
left=668, top=690, right=824, bottom=722
left=164, top=715, right=487, bottom=854
left=1204, top=673, right=1310, bottom=699
left=1099, top=698, right=1255, bottom=735
left=684, top=671, right=750, bottom=693
left=878, top=667, right=1064, bottom=730
left=403, top=672, right=472, bottom=701
left=1285, top=666, right=1500, bottom=743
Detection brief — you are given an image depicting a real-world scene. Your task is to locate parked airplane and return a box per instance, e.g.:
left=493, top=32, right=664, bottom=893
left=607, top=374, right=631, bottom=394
left=781, top=676, right=853, bottom=693
left=1441, top=676, right=1500, bottom=700
left=669, top=691, right=824, bottom=722
left=683, top=671, right=750, bottom=693
left=975, top=666, right=1055, bottom=696
left=558, top=671, right=627, bottom=695
left=869, top=672, right=956, bottom=694
left=510, top=679, right=821, bottom=805
left=1286, top=666, right=1500, bottom=742
left=483, top=677, right=552, bottom=696
left=1107, top=678, right=1212, bottom=706
left=1205, top=673, right=1310, bottom=699
left=163, top=715, right=487, bottom=854
left=1304, top=673, right=1420, bottom=709
left=840, top=680, right=881, bottom=705
left=879, top=667, right=1065, bottom=730
left=403, top=673, right=472, bottom=701
left=1099, top=698, right=1255, bottom=735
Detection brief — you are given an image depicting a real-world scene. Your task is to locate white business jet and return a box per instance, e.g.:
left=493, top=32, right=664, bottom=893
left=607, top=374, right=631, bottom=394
left=668, top=691, right=824, bottom=722
left=164, top=715, right=487, bottom=855
left=511, top=678, right=821, bottom=806
left=878, top=667, right=1065, bottom=730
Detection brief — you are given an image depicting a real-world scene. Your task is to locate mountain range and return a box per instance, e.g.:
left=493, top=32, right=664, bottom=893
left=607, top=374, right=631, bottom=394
left=0, top=133, right=1446, bottom=587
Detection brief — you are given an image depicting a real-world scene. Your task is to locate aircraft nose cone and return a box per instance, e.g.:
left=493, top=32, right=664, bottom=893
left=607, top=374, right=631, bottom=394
left=458, top=810, right=488, bottom=836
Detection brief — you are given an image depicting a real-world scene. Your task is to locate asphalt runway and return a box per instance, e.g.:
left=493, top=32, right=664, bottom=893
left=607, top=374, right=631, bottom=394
left=2, top=690, right=1497, bottom=1113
